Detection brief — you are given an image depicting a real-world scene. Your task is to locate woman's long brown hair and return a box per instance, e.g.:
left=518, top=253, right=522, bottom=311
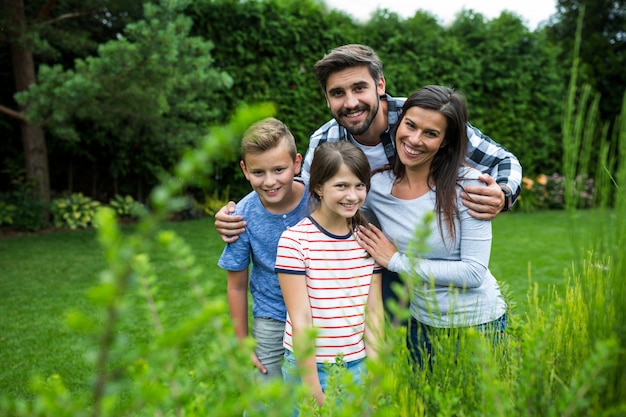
left=391, top=85, right=469, bottom=242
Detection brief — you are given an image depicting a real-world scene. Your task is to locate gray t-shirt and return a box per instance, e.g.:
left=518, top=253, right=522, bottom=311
left=361, top=167, right=506, bottom=327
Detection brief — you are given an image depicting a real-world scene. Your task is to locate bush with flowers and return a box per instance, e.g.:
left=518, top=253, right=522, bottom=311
left=515, top=173, right=595, bottom=211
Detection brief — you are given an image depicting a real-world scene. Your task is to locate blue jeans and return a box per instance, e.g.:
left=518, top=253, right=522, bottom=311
left=382, top=269, right=408, bottom=326
left=407, top=314, right=508, bottom=369
left=282, top=349, right=365, bottom=414
left=282, top=349, right=366, bottom=388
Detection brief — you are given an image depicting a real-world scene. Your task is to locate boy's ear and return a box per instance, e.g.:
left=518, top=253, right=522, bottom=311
left=239, top=160, right=250, bottom=180
left=294, top=154, right=303, bottom=175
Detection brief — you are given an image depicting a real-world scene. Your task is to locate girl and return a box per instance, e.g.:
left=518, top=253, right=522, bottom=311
left=275, top=141, right=384, bottom=408
left=357, top=85, right=508, bottom=367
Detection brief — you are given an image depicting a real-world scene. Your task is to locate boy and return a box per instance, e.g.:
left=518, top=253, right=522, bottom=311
left=218, top=117, right=308, bottom=381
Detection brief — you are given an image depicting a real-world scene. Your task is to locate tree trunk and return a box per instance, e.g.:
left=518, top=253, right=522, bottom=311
left=5, top=0, right=51, bottom=203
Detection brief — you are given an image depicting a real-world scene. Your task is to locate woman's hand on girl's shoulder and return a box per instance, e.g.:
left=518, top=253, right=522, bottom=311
left=355, top=224, right=397, bottom=269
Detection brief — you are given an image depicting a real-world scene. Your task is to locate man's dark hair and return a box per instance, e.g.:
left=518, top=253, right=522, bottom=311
left=313, top=44, right=384, bottom=92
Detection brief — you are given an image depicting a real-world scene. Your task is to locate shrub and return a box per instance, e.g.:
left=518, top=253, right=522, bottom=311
left=1, top=159, right=49, bottom=231
left=0, top=185, right=49, bottom=231
left=0, top=201, right=16, bottom=225
left=108, top=194, right=144, bottom=219
left=50, top=193, right=101, bottom=229
left=196, top=186, right=230, bottom=217
left=516, top=172, right=595, bottom=211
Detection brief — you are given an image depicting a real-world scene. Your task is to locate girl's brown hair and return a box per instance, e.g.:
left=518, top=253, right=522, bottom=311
left=308, top=141, right=371, bottom=231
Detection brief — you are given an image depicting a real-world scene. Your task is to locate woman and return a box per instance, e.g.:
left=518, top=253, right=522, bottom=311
left=356, top=85, right=507, bottom=367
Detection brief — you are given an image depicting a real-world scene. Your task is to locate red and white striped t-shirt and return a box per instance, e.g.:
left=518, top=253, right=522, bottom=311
left=275, top=216, right=382, bottom=363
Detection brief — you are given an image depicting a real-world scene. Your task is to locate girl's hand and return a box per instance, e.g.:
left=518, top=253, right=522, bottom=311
left=356, top=224, right=397, bottom=269
left=313, top=390, right=326, bottom=407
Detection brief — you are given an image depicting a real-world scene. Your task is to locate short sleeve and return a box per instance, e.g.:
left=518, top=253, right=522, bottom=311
left=274, top=230, right=306, bottom=275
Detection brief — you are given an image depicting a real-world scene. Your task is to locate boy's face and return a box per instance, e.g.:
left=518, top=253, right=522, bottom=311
left=240, top=143, right=302, bottom=212
left=324, top=65, right=386, bottom=137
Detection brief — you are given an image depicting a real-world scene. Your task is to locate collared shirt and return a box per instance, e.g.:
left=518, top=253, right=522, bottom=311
left=301, top=94, right=522, bottom=202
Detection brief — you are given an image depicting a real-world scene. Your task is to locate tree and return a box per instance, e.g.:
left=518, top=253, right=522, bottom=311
left=2, top=0, right=50, bottom=202
left=0, top=0, right=144, bottom=202
left=361, top=9, right=455, bottom=96
left=548, top=0, right=626, bottom=122
left=7, top=0, right=233, bottom=201
left=447, top=10, right=565, bottom=175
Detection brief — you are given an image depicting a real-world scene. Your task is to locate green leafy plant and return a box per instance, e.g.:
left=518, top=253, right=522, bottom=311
left=108, top=194, right=144, bottom=219
left=516, top=172, right=595, bottom=212
left=0, top=201, right=16, bottom=225
left=3, top=185, right=49, bottom=231
left=196, top=186, right=230, bottom=217
left=1, top=159, right=49, bottom=231
left=50, top=193, right=101, bottom=229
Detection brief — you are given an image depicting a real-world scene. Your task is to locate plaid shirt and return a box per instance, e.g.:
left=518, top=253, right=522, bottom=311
left=301, top=94, right=522, bottom=202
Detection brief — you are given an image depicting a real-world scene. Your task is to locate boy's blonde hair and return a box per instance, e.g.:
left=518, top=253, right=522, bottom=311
left=241, top=118, right=297, bottom=162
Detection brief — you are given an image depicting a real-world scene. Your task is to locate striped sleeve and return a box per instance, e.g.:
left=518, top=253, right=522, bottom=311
left=275, top=228, right=306, bottom=275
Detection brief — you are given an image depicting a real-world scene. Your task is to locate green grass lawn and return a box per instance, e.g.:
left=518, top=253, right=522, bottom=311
left=490, top=209, right=600, bottom=312
left=0, top=210, right=598, bottom=399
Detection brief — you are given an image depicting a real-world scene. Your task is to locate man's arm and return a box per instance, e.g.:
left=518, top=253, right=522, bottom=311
left=461, top=174, right=506, bottom=220
left=462, top=124, right=522, bottom=220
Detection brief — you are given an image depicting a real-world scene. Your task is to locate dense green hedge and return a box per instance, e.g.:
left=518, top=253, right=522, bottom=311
left=185, top=0, right=566, bottom=201
left=2, top=0, right=567, bottom=203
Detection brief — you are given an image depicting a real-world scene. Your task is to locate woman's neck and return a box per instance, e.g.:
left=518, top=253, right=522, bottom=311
left=393, top=165, right=432, bottom=200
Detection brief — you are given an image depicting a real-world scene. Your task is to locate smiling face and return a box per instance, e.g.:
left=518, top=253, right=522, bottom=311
left=395, top=106, right=447, bottom=172
left=315, top=163, right=367, bottom=224
left=240, top=141, right=302, bottom=213
left=324, top=66, right=386, bottom=137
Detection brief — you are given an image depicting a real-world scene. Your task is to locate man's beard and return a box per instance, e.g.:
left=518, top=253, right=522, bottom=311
left=338, top=96, right=380, bottom=137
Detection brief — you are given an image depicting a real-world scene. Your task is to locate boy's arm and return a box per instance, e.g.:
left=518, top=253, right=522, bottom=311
left=227, top=269, right=268, bottom=374
left=227, top=269, right=250, bottom=342
left=365, top=271, right=384, bottom=361
left=278, top=272, right=324, bottom=407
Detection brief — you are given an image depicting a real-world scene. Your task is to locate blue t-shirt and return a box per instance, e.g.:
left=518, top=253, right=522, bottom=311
left=218, top=180, right=309, bottom=322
